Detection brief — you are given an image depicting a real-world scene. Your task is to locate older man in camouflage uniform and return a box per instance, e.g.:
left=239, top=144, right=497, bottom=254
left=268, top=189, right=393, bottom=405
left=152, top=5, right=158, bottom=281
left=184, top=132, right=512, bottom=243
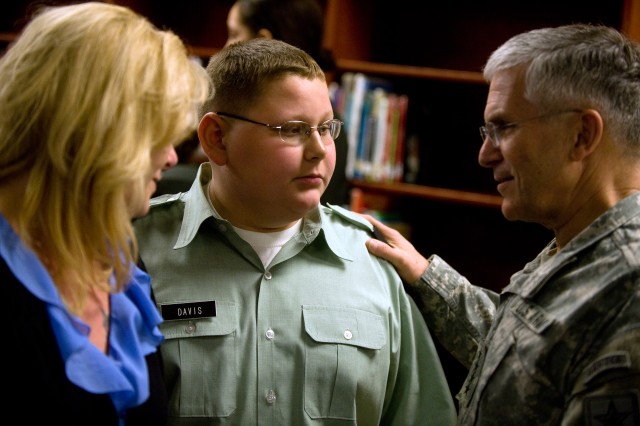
left=364, top=23, right=640, bottom=425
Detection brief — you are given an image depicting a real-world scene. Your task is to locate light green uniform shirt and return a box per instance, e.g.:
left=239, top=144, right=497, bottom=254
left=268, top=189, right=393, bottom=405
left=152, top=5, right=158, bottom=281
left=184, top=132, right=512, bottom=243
left=134, top=165, right=457, bottom=426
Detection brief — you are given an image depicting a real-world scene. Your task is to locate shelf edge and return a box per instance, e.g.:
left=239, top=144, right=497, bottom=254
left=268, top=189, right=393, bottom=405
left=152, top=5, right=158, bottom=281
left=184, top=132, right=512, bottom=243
left=350, top=180, right=503, bottom=209
left=335, top=59, right=486, bottom=84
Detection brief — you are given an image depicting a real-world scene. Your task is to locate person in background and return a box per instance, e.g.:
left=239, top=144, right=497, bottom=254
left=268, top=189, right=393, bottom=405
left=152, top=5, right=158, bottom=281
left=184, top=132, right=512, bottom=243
left=363, top=23, right=640, bottom=425
left=134, top=38, right=457, bottom=425
left=225, top=0, right=334, bottom=71
left=0, top=3, right=210, bottom=424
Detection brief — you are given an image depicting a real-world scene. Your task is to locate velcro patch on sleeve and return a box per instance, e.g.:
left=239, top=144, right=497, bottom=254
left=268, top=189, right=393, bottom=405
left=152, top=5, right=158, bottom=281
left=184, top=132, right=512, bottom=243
left=584, top=351, right=632, bottom=384
left=584, top=390, right=640, bottom=426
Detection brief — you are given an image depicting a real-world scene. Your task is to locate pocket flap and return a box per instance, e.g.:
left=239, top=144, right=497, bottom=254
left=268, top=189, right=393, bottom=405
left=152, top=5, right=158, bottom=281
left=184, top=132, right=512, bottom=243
left=303, top=305, right=386, bottom=349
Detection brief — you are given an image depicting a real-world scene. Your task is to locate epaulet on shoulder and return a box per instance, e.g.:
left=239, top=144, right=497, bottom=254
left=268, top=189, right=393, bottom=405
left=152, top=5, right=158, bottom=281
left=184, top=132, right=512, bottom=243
left=325, top=203, right=374, bottom=233
left=149, top=192, right=182, bottom=207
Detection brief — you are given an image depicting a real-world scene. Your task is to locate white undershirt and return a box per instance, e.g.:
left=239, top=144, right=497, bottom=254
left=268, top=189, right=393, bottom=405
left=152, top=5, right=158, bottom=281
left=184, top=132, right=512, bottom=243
left=234, top=222, right=301, bottom=267
left=205, top=186, right=302, bottom=267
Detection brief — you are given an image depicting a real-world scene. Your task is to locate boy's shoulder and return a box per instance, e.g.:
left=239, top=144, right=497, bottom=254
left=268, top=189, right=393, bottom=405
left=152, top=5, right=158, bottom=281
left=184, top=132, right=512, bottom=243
left=322, top=204, right=373, bottom=233
left=148, top=192, right=184, bottom=208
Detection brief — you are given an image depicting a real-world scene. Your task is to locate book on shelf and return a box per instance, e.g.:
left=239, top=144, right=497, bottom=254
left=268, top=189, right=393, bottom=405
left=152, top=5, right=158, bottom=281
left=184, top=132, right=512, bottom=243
left=369, top=88, right=389, bottom=182
left=393, top=94, right=409, bottom=182
left=330, top=72, right=410, bottom=183
left=342, top=72, right=367, bottom=181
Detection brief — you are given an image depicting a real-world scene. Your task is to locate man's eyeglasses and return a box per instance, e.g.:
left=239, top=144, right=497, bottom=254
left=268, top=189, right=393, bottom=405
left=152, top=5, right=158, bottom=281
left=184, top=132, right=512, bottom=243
left=214, top=112, right=343, bottom=145
left=479, top=109, right=582, bottom=147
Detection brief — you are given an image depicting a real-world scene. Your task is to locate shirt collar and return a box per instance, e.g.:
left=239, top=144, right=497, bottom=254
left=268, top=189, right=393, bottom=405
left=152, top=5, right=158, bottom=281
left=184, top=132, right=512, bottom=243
left=505, top=191, right=640, bottom=296
left=173, top=163, right=215, bottom=249
left=173, top=163, right=356, bottom=262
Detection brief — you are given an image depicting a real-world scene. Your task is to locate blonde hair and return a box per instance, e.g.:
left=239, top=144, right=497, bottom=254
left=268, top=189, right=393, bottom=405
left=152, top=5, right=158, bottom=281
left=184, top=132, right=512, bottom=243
left=0, top=2, right=210, bottom=313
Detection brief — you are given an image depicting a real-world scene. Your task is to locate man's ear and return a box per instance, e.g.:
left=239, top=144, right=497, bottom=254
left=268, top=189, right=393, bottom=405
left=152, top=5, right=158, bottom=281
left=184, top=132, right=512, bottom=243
left=198, top=112, right=228, bottom=165
left=572, top=109, right=604, bottom=161
left=256, top=28, right=274, bottom=39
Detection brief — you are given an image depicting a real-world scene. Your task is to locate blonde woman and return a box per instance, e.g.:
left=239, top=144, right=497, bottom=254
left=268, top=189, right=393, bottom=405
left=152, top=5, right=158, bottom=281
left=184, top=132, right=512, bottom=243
left=0, top=2, right=209, bottom=424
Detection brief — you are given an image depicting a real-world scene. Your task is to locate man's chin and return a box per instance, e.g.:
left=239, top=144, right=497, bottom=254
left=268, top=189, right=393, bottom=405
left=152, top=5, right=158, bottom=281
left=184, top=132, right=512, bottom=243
left=500, top=200, right=517, bottom=221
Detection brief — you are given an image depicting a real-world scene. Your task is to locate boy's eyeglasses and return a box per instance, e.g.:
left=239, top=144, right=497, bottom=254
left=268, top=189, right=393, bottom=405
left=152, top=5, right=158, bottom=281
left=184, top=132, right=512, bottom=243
left=214, top=111, right=342, bottom=145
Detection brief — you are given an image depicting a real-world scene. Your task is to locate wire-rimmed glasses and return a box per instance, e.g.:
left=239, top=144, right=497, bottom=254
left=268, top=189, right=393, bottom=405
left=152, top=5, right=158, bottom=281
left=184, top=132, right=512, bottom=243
left=479, top=109, right=582, bottom=147
left=214, top=111, right=343, bottom=145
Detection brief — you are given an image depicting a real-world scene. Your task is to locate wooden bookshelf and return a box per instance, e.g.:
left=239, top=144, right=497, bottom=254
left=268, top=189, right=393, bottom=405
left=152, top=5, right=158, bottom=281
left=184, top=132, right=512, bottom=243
left=322, top=0, right=638, bottom=289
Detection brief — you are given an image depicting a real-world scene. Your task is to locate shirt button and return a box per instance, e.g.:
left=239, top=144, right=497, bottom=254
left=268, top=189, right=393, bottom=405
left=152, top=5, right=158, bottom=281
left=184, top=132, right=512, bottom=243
left=217, top=224, right=227, bottom=232
left=185, top=321, right=196, bottom=334
left=304, top=228, right=314, bottom=237
left=343, top=329, right=353, bottom=340
left=265, top=329, right=275, bottom=340
left=264, top=271, right=272, bottom=280
left=266, top=390, right=276, bottom=404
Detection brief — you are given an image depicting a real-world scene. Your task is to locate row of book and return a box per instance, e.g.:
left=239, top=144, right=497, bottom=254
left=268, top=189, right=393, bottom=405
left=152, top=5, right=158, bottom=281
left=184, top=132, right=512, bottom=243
left=329, top=72, right=410, bottom=183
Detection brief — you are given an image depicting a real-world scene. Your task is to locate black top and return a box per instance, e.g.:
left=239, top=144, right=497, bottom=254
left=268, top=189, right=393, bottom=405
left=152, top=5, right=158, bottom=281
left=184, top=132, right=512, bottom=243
left=1, top=258, right=167, bottom=425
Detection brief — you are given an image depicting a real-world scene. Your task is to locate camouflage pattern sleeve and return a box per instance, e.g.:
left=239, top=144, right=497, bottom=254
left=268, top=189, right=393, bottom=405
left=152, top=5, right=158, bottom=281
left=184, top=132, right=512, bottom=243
left=412, top=255, right=500, bottom=368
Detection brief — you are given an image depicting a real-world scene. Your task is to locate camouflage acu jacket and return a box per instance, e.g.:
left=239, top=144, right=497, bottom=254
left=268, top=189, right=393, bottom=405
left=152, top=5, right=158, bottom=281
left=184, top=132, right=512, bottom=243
left=415, top=193, right=640, bottom=425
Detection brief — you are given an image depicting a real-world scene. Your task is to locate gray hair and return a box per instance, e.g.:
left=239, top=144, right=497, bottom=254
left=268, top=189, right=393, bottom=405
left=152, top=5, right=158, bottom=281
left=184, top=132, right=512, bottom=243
left=483, top=24, right=640, bottom=151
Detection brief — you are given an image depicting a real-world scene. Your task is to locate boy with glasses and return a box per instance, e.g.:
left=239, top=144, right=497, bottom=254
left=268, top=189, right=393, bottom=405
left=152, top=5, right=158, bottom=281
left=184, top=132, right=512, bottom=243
left=134, top=38, right=456, bottom=425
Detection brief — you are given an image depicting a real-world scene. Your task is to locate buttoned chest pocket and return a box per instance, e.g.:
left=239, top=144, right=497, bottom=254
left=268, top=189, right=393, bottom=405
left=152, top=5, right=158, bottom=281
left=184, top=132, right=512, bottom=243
left=302, top=305, right=387, bottom=420
left=159, top=301, right=237, bottom=418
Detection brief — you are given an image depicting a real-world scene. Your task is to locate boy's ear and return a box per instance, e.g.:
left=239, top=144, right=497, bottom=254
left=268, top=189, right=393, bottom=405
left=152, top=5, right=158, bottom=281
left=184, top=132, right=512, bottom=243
left=198, top=112, right=228, bottom=165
